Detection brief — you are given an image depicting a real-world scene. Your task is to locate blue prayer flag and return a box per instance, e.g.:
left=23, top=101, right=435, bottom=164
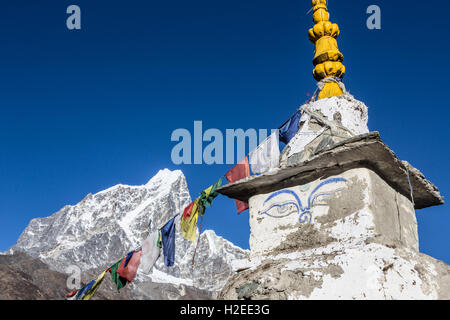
left=279, top=111, right=301, bottom=144
left=75, top=279, right=95, bottom=300
left=161, top=217, right=176, bottom=267
left=124, top=251, right=134, bottom=267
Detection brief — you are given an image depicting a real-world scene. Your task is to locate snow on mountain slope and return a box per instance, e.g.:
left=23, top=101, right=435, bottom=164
left=10, top=169, right=248, bottom=295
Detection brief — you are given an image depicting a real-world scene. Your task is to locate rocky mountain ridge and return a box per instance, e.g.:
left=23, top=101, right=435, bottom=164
left=7, top=169, right=248, bottom=299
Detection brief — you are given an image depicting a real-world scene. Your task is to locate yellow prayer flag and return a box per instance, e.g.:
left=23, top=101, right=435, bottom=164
left=80, top=270, right=107, bottom=300
left=181, top=199, right=200, bottom=242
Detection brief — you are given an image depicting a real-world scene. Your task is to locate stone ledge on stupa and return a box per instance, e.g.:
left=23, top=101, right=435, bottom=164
left=217, top=131, right=443, bottom=210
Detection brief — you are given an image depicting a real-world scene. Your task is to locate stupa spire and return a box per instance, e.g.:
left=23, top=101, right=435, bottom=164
left=309, top=0, right=346, bottom=99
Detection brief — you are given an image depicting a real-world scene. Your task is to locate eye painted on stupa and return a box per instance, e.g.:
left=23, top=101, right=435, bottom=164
left=259, top=190, right=302, bottom=219
left=258, top=177, right=348, bottom=224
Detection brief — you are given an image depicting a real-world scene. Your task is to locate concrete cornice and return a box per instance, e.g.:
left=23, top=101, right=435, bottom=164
left=217, top=132, right=443, bottom=210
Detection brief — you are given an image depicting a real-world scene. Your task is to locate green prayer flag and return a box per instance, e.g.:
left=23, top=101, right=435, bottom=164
left=110, top=258, right=128, bottom=291
left=199, top=178, right=223, bottom=209
left=157, top=230, right=163, bottom=249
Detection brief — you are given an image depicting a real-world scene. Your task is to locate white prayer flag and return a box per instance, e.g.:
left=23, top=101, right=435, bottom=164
left=139, top=230, right=160, bottom=274
left=249, top=130, right=280, bottom=174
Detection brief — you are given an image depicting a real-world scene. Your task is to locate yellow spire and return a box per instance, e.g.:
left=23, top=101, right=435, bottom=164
left=309, top=0, right=346, bottom=100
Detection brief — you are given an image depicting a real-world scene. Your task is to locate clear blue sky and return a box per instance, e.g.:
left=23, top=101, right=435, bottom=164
left=0, top=0, right=449, bottom=264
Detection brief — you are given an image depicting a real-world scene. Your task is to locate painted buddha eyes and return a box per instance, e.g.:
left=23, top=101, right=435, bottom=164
left=278, top=203, right=295, bottom=214
left=260, top=190, right=302, bottom=219
left=258, top=178, right=348, bottom=224
left=261, top=201, right=299, bottom=218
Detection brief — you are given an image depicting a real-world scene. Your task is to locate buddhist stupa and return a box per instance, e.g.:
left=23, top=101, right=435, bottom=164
left=217, top=0, right=449, bottom=300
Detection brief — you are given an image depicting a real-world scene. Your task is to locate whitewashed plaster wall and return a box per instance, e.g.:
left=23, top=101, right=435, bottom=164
left=282, top=94, right=370, bottom=163
left=248, top=167, right=418, bottom=256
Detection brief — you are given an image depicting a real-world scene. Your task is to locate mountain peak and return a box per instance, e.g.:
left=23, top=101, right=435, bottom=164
left=10, top=168, right=248, bottom=298
left=145, top=169, right=184, bottom=188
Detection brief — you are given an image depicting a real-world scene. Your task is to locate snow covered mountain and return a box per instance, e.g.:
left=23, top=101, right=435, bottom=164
left=9, top=169, right=248, bottom=298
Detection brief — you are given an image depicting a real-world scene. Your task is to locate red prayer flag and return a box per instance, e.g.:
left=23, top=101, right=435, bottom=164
left=117, top=250, right=142, bottom=283
left=226, top=157, right=250, bottom=214
left=183, top=201, right=195, bottom=220
left=225, top=157, right=250, bottom=183
left=66, top=289, right=78, bottom=298
left=235, top=200, right=249, bottom=214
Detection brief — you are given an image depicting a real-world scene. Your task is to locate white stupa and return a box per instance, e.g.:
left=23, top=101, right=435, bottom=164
left=217, top=1, right=448, bottom=300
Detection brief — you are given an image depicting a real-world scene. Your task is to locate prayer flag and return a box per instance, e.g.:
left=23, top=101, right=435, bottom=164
left=117, top=250, right=142, bottom=283
left=110, top=258, right=128, bottom=291
left=157, top=230, right=162, bottom=248
left=140, top=230, right=161, bottom=274
left=161, top=217, right=176, bottom=267
left=182, top=201, right=195, bottom=220
left=66, top=289, right=78, bottom=299
left=199, top=178, right=223, bottom=209
left=249, top=130, right=280, bottom=174
left=225, top=157, right=250, bottom=184
left=225, top=157, right=251, bottom=214
left=235, top=200, right=249, bottom=214
left=279, top=111, right=301, bottom=144
left=181, top=199, right=202, bottom=242
left=79, top=270, right=108, bottom=300
left=76, top=280, right=95, bottom=300
left=123, top=251, right=134, bottom=267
